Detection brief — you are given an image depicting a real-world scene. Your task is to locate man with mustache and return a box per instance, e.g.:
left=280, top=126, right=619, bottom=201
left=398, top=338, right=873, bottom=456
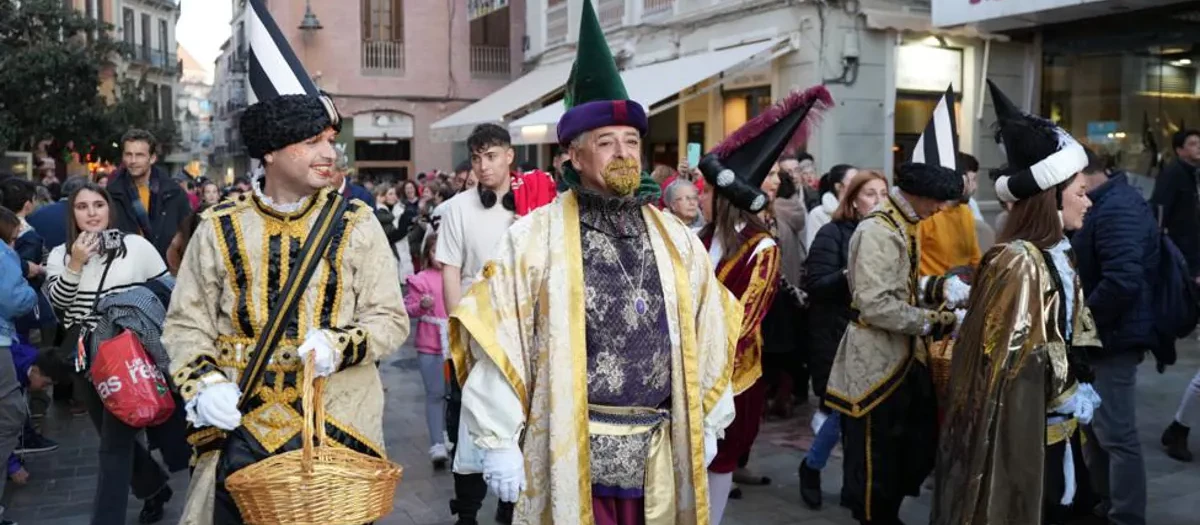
left=160, top=2, right=409, bottom=522
left=447, top=2, right=741, bottom=523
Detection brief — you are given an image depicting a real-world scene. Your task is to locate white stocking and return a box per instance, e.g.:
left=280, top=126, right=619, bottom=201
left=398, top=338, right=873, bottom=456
left=708, top=471, right=733, bottom=525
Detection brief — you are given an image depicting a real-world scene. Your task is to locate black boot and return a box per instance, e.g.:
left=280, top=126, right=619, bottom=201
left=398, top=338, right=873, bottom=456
left=1162, top=420, right=1193, bottom=462
left=495, top=501, right=515, bottom=524
left=798, top=459, right=823, bottom=509
left=138, top=485, right=172, bottom=524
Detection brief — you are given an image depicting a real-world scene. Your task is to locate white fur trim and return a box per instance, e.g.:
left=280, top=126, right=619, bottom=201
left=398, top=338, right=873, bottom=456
left=994, top=175, right=1017, bottom=203
left=1030, top=130, right=1087, bottom=191
left=751, top=236, right=777, bottom=258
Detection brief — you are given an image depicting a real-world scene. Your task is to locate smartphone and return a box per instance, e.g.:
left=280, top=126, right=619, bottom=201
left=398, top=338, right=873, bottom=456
left=686, top=142, right=701, bottom=169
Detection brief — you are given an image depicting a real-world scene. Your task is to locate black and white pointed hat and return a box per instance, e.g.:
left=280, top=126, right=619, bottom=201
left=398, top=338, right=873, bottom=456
left=239, top=0, right=341, bottom=160
left=895, top=85, right=965, bottom=202
left=988, top=80, right=1086, bottom=203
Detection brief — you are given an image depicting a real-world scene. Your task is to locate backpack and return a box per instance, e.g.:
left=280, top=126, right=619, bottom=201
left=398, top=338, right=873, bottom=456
left=1152, top=232, right=1200, bottom=370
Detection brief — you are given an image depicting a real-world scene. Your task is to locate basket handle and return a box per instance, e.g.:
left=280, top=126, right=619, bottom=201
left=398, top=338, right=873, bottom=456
left=301, top=352, right=329, bottom=474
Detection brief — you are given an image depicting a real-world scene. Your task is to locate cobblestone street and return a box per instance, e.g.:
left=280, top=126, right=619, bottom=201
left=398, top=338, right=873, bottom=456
left=6, top=339, right=1200, bottom=524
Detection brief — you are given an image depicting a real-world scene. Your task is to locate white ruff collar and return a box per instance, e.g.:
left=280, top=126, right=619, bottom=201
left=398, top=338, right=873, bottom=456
left=252, top=171, right=311, bottom=214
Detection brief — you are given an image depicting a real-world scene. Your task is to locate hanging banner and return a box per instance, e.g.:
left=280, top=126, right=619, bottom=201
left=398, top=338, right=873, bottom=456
left=469, top=0, right=510, bottom=20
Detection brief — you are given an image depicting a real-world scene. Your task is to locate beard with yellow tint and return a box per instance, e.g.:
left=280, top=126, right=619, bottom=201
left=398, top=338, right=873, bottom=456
left=602, top=157, right=642, bottom=196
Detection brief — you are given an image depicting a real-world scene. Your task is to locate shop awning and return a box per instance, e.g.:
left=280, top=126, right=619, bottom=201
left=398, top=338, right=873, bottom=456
left=429, top=60, right=575, bottom=143
left=508, top=38, right=790, bottom=145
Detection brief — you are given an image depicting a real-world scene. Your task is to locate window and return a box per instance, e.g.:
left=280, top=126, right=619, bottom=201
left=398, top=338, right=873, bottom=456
left=159, top=19, right=168, bottom=52
left=160, top=86, right=174, bottom=123
left=361, top=0, right=404, bottom=41
left=123, top=8, right=135, bottom=45
left=141, top=13, right=151, bottom=56
left=149, top=84, right=161, bottom=121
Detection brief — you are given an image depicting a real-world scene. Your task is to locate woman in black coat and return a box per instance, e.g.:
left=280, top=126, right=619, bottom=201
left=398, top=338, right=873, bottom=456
left=798, top=170, right=888, bottom=509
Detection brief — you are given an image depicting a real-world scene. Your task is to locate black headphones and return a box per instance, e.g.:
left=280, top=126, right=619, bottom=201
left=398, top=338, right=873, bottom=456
left=478, top=186, right=516, bottom=212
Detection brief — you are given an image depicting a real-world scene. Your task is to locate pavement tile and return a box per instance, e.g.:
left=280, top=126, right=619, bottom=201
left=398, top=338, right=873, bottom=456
left=4, top=337, right=1200, bottom=524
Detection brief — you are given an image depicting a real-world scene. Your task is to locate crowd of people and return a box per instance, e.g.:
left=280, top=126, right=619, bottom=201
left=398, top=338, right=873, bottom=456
left=0, top=2, right=1198, bottom=525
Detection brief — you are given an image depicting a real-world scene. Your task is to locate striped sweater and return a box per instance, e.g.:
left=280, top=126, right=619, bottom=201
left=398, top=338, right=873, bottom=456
left=44, top=234, right=168, bottom=330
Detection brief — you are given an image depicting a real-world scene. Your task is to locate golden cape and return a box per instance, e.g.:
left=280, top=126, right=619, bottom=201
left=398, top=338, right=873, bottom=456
left=932, top=240, right=1100, bottom=525
left=449, top=191, right=741, bottom=525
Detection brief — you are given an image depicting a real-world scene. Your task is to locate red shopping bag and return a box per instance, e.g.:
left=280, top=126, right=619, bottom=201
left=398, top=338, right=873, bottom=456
left=91, top=330, right=176, bottom=428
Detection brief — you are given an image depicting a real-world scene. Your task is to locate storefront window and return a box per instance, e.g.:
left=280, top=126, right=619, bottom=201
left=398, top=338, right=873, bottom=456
left=1039, top=0, right=1200, bottom=194
left=722, top=87, right=772, bottom=137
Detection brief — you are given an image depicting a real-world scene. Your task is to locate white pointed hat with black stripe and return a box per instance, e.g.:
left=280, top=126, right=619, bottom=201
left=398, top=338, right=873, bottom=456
left=987, top=79, right=1086, bottom=203
left=239, top=0, right=341, bottom=160
left=895, top=85, right=964, bottom=202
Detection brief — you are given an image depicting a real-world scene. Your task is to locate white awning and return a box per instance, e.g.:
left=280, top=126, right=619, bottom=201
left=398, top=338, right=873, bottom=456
left=429, top=60, right=574, bottom=143
left=508, top=39, right=787, bottom=145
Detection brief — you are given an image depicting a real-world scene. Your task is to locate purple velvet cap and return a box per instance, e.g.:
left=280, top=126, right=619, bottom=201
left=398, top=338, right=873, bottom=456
left=557, top=99, right=648, bottom=146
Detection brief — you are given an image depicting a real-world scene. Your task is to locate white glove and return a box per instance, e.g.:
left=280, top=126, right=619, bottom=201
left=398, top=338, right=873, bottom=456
left=297, top=329, right=338, bottom=378
left=482, top=447, right=525, bottom=502
left=1053, top=383, right=1102, bottom=425
left=704, top=430, right=719, bottom=467
left=952, top=309, right=967, bottom=337
left=944, top=276, right=971, bottom=307
left=185, top=382, right=242, bottom=431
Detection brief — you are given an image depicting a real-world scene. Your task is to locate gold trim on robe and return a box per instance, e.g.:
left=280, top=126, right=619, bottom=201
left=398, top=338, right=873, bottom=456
left=932, top=240, right=1100, bottom=525
left=450, top=192, right=741, bottom=525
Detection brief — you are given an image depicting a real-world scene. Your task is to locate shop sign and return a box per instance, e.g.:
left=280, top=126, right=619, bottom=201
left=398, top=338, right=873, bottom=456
left=896, top=44, right=962, bottom=93
left=932, top=0, right=1105, bottom=27
left=469, top=0, right=510, bottom=20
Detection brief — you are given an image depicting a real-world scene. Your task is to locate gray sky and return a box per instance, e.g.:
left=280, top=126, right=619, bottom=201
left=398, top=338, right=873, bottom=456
left=176, top=0, right=233, bottom=69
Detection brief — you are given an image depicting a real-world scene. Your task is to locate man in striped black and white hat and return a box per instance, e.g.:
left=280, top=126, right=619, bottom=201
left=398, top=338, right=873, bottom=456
left=824, top=86, right=967, bottom=525
left=161, top=1, right=410, bottom=523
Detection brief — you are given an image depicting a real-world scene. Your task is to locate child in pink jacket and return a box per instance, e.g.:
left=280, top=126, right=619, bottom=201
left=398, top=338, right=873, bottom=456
left=404, top=233, right=450, bottom=468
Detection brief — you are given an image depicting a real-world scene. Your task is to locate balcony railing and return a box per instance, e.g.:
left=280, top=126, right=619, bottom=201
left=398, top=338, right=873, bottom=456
left=597, top=0, right=625, bottom=29
left=643, top=0, right=674, bottom=18
left=362, top=40, right=405, bottom=74
left=127, top=47, right=178, bottom=73
left=546, top=3, right=567, bottom=47
left=470, top=46, right=511, bottom=78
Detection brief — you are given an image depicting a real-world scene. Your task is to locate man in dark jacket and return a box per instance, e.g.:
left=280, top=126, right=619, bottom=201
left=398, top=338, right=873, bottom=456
left=1072, top=149, right=1157, bottom=525
left=1151, top=129, right=1200, bottom=279
left=105, top=129, right=193, bottom=258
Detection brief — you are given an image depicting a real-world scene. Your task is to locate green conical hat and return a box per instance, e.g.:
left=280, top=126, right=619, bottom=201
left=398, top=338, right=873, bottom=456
left=563, top=0, right=629, bottom=109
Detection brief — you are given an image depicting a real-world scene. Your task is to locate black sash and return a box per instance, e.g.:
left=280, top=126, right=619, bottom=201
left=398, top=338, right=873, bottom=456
left=236, top=193, right=347, bottom=412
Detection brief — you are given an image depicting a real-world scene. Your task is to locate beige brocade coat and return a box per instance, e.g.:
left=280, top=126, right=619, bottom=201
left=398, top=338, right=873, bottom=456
left=161, top=189, right=409, bottom=524
left=824, top=193, right=947, bottom=417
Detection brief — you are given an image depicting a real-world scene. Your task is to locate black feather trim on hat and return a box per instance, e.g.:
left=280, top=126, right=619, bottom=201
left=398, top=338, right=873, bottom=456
left=240, top=94, right=341, bottom=159
left=894, top=162, right=964, bottom=202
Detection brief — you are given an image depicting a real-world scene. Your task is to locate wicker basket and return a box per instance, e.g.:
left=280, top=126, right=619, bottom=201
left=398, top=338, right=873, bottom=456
left=929, top=339, right=954, bottom=401
left=225, top=354, right=403, bottom=525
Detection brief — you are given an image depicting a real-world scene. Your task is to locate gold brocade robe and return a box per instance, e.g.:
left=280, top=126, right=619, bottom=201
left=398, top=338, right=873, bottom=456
left=449, top=192, right=741, bottom=525
left=162, top=189, right=409, bottom=524
left=932, top=240, right=1100, bottom=525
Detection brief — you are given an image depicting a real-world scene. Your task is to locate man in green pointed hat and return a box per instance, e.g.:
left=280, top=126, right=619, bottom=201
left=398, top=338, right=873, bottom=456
left=446, top=1, right=741, bottom=523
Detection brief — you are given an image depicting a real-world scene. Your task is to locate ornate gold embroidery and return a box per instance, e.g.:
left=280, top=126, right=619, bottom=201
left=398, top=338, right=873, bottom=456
left=243, top=399, right=304, bottom=453
left=214, top=335, right=304, bottom=372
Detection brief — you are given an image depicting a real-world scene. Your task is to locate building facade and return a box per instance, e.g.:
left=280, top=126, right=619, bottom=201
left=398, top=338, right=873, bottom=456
left=173, top=45, right=213, bottom=176
left=934, top=0, right=1200, bottom=197
left=208, top=0, right=528, bottom=182
left=434, top=0, right=1036, bottom=205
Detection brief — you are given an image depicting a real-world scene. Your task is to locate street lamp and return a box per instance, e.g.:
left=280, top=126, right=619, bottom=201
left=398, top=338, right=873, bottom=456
left=299, top=0, right=323, bottom=31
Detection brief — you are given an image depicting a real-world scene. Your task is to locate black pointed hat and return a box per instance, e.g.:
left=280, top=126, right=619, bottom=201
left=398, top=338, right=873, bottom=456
left=988, top=79, right=1086, bottom=202
left=895, top=85, right=965, bottom=202
left=697, top=86, right=833, bottom=213
left=239, top=0, right=342, bottom=159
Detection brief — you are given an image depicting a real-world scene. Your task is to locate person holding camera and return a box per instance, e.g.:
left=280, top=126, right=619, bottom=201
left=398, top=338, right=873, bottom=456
left=44, top=183, right=175, bottom=524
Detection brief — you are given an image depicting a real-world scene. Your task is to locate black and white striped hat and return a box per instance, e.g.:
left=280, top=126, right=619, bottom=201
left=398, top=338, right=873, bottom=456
left=239, top=0, right=340, bottom=160
left=894, top=85, right=964, bottom=202
left=988, top=80, right=1086, bottom=203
